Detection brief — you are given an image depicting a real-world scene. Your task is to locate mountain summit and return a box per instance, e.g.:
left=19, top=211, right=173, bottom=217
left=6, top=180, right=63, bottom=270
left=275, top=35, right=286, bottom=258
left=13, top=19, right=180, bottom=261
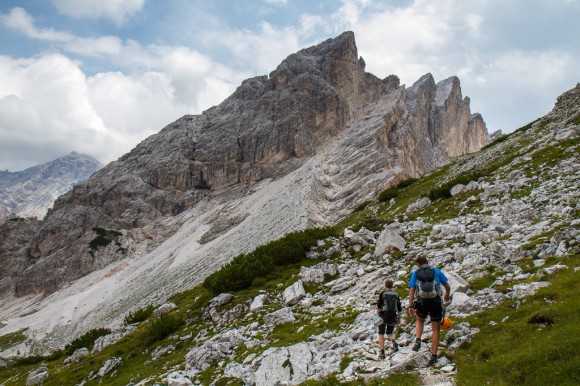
left=0, top=152, right=102, bottom=220
left=0, top=32, right=488, bottom=350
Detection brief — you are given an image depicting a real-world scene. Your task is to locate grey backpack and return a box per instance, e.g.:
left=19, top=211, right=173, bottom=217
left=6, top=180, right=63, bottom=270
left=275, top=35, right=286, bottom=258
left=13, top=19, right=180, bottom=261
left=415, top=266, right=440, bottom=299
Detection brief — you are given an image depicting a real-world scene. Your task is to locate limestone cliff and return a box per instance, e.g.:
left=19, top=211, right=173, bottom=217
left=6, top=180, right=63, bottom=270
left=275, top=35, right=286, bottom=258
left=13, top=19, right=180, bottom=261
left=1, top=31, right=488, bottom=304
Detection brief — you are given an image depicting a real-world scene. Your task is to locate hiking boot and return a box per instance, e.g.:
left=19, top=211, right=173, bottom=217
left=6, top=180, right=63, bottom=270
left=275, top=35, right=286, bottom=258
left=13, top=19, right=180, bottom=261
left=428, top=354, right=438, bottom=366
left=379, top=350, right=386, bottom=360
left=412, top=339, right=421, bottom=351
left=392, top=340, right=399, bottom=352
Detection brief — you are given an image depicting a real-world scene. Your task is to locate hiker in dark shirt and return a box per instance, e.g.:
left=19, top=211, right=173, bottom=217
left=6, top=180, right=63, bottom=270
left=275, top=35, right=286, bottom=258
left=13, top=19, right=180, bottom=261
left=376, top=279, right=402, bottom=359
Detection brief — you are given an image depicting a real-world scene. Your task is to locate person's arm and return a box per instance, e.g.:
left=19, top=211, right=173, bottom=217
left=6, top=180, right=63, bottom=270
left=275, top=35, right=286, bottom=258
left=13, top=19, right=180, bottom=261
left=377, top=291, right=383, bottom=314
left=396, top=295, right=402, bottom=313
left=408, top=287, right=416, bottom=316
left=437, top=269, right=451, bottom=303
left=443, top=282, right=451, bottom=303
left=408, top=270, right=417, bottom=315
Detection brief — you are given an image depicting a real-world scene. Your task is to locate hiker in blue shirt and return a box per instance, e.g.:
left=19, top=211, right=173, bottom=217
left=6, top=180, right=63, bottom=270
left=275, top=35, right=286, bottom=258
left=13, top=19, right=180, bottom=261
left=408, top=256, right=451, bottom=366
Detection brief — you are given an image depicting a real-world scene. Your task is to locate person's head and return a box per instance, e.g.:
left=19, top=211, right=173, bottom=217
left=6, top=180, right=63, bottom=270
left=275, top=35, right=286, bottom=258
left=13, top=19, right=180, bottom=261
left=384, top=279, right=394, bottom=289
left=415, top=256, right=428, bottom=266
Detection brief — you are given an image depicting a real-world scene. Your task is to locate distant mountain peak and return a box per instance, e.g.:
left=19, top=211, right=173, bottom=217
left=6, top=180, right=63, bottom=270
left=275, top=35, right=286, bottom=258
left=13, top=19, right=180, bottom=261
left=0, top=152, right=103, bottom=220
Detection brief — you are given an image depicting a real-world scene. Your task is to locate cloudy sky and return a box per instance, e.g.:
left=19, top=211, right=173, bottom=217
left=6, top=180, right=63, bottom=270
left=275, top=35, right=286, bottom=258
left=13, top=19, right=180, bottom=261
left=0, top=0, right=578, bottom=171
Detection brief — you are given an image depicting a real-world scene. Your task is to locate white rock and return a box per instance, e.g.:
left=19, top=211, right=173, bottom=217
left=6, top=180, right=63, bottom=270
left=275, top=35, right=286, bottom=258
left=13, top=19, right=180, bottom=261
left=68, top=347, right=89, bottom=364
left=210, top=293, right=235, bottom=307
left=465, top=181, right=480, bottom=191
left=97, top=357, right=121, bottom=377
left=450, top=184, right=467, bottom=196
left=375, top=226, right=406, bottom=256
left=166, top=371, right=194, bottom=386
left=263, top=307, right=296, bottom=326
left=250, top=294, right=267, bottom=313
left=26, top=367, right=49, bottom=386
left=445, top=271, right=469, bottom=294
left=465, top=232, right=500, bottom=244
left=92, top=332, right=124, bottom=354
left=254, top=343, right=313, bottom=386
left=407, top=197, right=431, bottom=213
left=153, top=302, right=177, bottom=318
left=283, top=280, right=306, bottom=306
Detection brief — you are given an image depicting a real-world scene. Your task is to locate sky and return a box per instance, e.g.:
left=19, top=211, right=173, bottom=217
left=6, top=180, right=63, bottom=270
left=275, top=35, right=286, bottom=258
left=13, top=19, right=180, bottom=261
left=0, top=0, right=578, bottom=171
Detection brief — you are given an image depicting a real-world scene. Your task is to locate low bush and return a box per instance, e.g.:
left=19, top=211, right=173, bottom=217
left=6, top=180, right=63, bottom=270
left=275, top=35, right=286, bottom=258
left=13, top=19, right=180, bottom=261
left=124, top=305, right=155, bottom=325
left=378, top=177, right=418, bottom=202
left=89, top=227, right=122, bottom=251
left=64, top=327, right=111, bottom=355
left=203, top=227, right=338, bottom=294
left=146, top=313, right=183, bottom=345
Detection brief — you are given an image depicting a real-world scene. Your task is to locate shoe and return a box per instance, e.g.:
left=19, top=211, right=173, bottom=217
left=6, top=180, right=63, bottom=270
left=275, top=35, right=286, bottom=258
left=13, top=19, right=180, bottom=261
left=428, top=354, right=438, bottom=366
left=392, top=340, right=399, bottom=352
left=379, top=351, right=386, bottom=360
left=412, top=340, right=421, bottom=351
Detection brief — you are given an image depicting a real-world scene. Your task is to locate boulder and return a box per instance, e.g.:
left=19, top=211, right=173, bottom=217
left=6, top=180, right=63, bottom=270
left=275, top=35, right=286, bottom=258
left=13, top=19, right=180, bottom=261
left=263, top=307, right=296, bottom=326
left=254, top=343, right=314, bottom=386
left=153, top=302, right=177, bottom=318
left=375, top=226, right=406, bottom=256
left=92, top=332, right=124, bottom=354
left=97, top=357, right=121, bottom=377
left=407, top=197, right=432, bottom=213
left=450, top=184, right=466, bottom=196
left=445, top=271, right=470, bottom=294
left=250, top=294, right=267, bottom=313
left=26, top=366, right=49, bottom=386
left=66, top=347, right=89, bottom=364
left=210, top=293, right=235, bottom=308
left=283, top=280, right=306, bottom=306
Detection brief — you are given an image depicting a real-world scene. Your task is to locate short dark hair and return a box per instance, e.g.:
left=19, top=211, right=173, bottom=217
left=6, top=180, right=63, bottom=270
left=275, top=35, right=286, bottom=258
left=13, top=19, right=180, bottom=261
left=415, top=256, right=428, bottom=265
left=384, top=279, right=394, bottom=289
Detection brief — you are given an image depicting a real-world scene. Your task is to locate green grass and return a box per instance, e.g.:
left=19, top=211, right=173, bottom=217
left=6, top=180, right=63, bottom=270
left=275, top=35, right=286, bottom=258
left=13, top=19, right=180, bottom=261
left=0, top=329, right=27, bottom=351
left=454, top=255, right=580, bottom=385
left=299, top=372, right=420, bottom=385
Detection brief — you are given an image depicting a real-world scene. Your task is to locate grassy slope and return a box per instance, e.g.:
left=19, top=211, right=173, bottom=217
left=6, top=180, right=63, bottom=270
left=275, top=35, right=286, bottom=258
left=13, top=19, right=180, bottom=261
left=0, top=103, right=578, bottom=385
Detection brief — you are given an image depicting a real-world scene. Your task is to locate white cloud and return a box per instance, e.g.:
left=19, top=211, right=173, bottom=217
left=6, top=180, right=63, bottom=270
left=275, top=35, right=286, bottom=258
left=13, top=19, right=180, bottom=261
left=1, top=7, right=73, bottom=42
left=51, top=0, right=145, bottom=25
left=264, top=0, right=289, bottom=5
left=0, top=43, right=241, bottom=171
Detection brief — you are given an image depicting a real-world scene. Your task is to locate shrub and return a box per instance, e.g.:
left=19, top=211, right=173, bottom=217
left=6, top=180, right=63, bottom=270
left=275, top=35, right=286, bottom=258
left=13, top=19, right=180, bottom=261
left=64, top=327, right=111, bottom=355
left=203, top=227, right=338, bottom=294
left=146, top=313, right=183, bottom=345
left=89, top=227, right=122, bottom=251
left=124, top=305, right=155, bottom=325
left=378, top=177, right=418, bottom=202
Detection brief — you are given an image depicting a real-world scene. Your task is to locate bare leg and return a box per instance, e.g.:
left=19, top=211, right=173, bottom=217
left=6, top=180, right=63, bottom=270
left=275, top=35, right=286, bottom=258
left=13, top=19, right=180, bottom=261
left=378, top=334, right=385, bottom=351
left=416, top=317, right=425, bottom=339
left=431, top=321, right=441, bottom=356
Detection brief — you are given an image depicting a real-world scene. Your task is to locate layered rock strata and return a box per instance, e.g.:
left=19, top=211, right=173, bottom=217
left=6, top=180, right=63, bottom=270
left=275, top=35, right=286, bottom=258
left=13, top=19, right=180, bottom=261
left=0, top=32, right=488, bottom=344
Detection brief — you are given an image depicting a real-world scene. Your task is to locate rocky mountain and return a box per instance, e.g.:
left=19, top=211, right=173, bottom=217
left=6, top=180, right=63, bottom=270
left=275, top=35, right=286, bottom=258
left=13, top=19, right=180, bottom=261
left=0, top=83, right=577, bottom=385
left=0, top=32, right=489, bottom=354
left=0, top=152, right=102, bottom=220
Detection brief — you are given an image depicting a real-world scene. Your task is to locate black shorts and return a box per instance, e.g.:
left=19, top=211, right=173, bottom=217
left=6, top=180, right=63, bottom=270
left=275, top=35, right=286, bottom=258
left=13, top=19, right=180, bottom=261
left=378, top=312, right=397, bottom=335
left=414, top=298, right=443, bottom=322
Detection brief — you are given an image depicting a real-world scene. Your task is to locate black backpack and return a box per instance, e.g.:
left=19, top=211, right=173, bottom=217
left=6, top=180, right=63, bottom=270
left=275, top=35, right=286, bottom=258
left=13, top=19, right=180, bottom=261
left=381, top=290, right=399, bottom=312
left=415, top=266, right=440, bottom=299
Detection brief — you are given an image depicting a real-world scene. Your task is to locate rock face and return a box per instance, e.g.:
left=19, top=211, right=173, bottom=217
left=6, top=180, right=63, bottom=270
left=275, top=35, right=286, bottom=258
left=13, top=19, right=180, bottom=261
left=0, top=32, right=489, bottom=349
left=0, top=152, right=102, bottom=220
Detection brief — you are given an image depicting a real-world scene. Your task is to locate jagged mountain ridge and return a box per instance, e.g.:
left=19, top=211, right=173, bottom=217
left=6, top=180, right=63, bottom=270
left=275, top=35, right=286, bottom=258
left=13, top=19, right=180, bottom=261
left=0, top=32, right=488, bottom=350
left=0, top=152, right=102, bottom=220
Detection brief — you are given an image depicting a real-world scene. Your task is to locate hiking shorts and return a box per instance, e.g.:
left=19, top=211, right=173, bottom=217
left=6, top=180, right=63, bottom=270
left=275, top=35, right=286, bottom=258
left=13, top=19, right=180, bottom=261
left=378, top=312, right=397, bottom=335
left=414, top=298, right=443, bottom=322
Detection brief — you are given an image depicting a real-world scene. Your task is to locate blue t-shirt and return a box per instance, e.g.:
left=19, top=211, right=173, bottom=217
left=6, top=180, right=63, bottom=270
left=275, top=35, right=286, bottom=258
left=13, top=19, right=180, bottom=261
left=408, top=266, right=448, bottom=288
